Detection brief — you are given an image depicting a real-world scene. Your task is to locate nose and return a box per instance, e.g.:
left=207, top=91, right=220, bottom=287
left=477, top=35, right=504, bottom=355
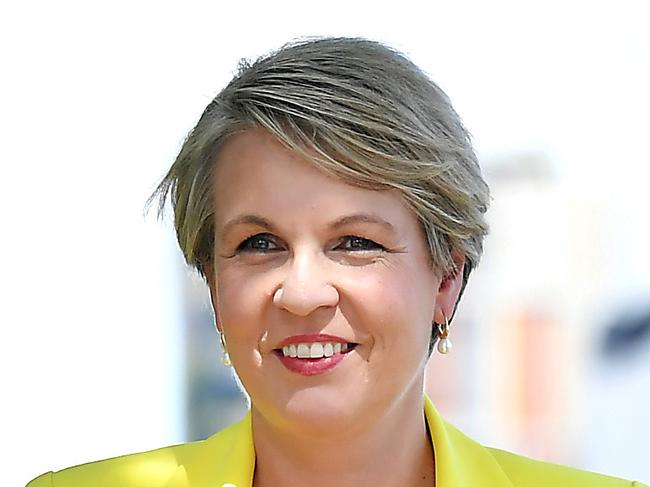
left=272, top=251, right=339, bottom=316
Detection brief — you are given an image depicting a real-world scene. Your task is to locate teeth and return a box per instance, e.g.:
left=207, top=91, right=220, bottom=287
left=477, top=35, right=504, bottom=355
left=297, top=343, right=310, bottom=358
left=281, top=341, right=351, bottom=358
left=310, top=342, right=324, bottom=358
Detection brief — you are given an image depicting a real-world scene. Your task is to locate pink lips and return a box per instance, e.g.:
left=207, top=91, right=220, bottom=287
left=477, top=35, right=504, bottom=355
left=275, top=333, right=352, bottom=376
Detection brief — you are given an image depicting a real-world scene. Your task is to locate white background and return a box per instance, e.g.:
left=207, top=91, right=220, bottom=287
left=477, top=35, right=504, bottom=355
left=1, top=1, right=648, bottom=485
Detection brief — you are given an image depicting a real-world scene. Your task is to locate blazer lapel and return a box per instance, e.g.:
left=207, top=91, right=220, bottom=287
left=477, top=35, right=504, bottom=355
left=425, top=395, right=514, bottom=486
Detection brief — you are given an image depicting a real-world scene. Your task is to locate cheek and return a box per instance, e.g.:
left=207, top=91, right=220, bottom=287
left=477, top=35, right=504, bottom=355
left=214, top=267, right=271, bottom=330
left=214, top=270, right=272, bottom=371
left=347, top=268, right=435, bottom=337
left=369, top=262, right=437, bottom=312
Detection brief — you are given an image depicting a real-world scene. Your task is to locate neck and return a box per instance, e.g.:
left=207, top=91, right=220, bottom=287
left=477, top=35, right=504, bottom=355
left=251, top=389, right=434, bottom=487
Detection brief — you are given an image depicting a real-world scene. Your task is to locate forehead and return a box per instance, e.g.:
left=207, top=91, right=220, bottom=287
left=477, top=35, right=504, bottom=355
left=211, top=130, right=418, bottom=228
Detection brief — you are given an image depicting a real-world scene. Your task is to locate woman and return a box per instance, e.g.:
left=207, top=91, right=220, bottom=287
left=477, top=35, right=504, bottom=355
left=28, top=37, right=644, bottom=487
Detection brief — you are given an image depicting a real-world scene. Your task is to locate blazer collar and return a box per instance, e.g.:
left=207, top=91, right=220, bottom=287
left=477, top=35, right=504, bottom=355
left=424, top=395, right=513, bottom=486
left=176, top=394, right=512, bottom=487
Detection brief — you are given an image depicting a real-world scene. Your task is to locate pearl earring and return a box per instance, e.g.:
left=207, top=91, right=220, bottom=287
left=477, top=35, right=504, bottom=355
left=219, top=332, right=232, bottom=367
left=273, top=287, right=284, bottom=304
left=435, top=313, right=452, bottom=354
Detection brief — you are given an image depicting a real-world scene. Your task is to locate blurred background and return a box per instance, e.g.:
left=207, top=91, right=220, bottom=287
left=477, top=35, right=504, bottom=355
left=2, top=1, right=648, bottom=484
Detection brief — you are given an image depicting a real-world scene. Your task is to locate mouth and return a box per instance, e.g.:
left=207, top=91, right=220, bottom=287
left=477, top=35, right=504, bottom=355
left=274, top=341, right=357, bottom=359
left=273, top=336, right=358, bottom=376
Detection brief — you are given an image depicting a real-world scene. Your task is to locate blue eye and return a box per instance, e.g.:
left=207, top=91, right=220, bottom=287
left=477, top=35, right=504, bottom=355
left=339, top=236, right=384, bottom=251
left=237, top=233, right=280, bottom=252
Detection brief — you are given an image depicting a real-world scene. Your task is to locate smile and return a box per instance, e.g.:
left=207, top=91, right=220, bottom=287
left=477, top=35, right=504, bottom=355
left=273, top=334, right=357, bottom=376
left=281, top=342, right=350, bottom=358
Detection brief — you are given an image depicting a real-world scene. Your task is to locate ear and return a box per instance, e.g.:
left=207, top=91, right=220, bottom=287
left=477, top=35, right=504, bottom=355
left=202, top=263, right=221, bottom=333
left=433, top=251, right=466, bottom=324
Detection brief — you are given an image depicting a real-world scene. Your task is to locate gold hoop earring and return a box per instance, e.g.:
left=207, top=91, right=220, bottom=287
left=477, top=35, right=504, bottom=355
left=219, top=332, right=232, bottom=367
left=435, top=312, right=452, bottom=354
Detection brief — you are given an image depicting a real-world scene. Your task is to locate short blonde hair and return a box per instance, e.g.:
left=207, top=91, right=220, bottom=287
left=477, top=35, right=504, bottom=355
left=152, top=37, right=489, bottom=290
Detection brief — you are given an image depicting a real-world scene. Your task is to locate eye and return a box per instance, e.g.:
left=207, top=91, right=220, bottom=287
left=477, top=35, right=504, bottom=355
left=237, top=233, right=281, bottom=252
left=337, top=236, right=385, bottom=252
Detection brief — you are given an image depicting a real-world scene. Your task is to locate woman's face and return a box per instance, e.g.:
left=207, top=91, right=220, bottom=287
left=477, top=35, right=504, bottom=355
left=208, top=130, right=452, bottom=434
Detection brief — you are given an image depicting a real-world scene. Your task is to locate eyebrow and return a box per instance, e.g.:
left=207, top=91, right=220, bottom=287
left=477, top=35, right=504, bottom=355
left=328, top=214, right=397, bottom=234
left=220, top=214, right=277, bottom=236
left=220, top=213, right=397, bottom=236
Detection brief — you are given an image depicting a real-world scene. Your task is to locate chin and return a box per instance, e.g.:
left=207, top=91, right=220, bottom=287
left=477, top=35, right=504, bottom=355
left=271, top=387, right=369, bottom=436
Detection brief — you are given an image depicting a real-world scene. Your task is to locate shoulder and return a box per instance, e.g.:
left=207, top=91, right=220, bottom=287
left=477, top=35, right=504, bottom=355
left=26, top=417, right=250, bottom=487
left=424, top=396, right=644, bottom=487
left=486, top=446, right=645, bottom=487
left=26, top=440, right=200, bottom=487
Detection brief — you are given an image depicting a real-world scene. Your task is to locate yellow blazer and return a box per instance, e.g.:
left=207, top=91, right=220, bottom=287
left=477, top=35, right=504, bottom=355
left=27, top=396, right=645, bottom=486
